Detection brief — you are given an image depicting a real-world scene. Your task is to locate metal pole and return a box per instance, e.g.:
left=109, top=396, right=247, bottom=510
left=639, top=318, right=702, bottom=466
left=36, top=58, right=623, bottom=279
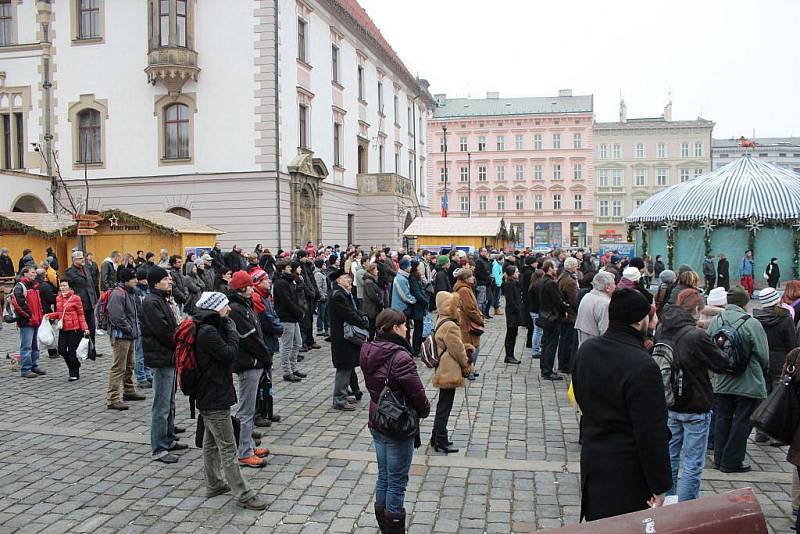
left=467, top=151, right=471, bottom=217
left=273, top=0, right=282, bottom=249
left=442, top=125, right=448, bottom=217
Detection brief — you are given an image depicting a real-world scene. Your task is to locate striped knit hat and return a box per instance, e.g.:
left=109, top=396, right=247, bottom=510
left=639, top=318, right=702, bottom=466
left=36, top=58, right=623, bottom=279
left=758, top=287, right=781, bottom=308
left=195, top=291, right=229, bottom=312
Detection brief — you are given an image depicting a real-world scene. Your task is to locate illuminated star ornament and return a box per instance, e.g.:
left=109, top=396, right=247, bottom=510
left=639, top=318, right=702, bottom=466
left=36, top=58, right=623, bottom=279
left=108, top=214, right=119, bottom=228
left=635, top=222, right=646, bottom=233
left=701, top=218, right=716, bottom=236
left=792, top=219, right=800, bottom=232
left=745, top=216, right=762, bottom=234
left=661, top=220, right=677, bottom=235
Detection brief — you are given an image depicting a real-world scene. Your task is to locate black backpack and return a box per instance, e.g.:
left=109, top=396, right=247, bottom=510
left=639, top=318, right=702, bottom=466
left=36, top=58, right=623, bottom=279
left=711, top=314, right=751, bottom=376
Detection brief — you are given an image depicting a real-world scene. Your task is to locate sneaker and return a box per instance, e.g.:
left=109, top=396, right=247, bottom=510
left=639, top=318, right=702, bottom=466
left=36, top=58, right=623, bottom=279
left=68, top=376, right=79, bottom=382
left=31, top=368, right=46, bottom=375
left=107, top=401, right=129, bottom=410
left=254, top=447, right=270, bottom=458
left=155, top=454, right=179, bottom=464
left=236, top=495, right=269, bottom=510
left=21, top=372, right=39, bottom=378
left=293, top=371, right=307, bottom=378
left=169, top=443, right=189, bottom=451
left=238, top=455, right=267, bottom=468
left=205, top=484, right=231, bottom=498
left=542, top=374, right=564, bottom=381
left=254, top=416, right=272, bottom=427
left=310, top=343, right=321, bottom=350
left=174, top=426, right=186, bottom=434
left=283, top=374, right=301, bottom=382
left=123, top=392, right=146, bottom=401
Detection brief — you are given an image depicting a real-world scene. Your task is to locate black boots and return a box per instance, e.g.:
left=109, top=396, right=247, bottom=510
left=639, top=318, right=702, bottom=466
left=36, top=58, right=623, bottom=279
left=383, top=509, right=406, bottom=533
left=429, top=435, right=458, bottom=454
left=374, top=503, right=386, bottom=532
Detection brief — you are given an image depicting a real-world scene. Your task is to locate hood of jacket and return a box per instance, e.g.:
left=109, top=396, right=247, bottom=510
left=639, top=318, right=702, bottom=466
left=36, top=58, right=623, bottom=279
left=659, top=305, right=698, bottom=335
left=276, top=272, right=294, bottom=283
left=436, top=291, right=460, bottom=322
left=193, top=308, right=223, bottom=328
left=753, top=307, right=787, bottom=329
left=363, top=271, right=377, bottom=282
left=453, top=280, right=473, bottom=293
left=360, top=333, right=411, bottom=375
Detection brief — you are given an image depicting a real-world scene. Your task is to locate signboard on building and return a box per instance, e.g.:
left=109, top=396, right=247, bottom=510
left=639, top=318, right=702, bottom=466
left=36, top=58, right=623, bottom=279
left=570, top=222, right=586, bottom=248
left=598, top=243, right=635, bottom=258
left=534, top=222, right=562, bottom=250
left=599, top=229, right=625, bottom=244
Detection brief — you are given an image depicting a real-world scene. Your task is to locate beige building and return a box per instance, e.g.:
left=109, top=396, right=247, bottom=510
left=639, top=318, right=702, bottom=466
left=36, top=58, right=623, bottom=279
left=593, top=101, right=714, bottom=246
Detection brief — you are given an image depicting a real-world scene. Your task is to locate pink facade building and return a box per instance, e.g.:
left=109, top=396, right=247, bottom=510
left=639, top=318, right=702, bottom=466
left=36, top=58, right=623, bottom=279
left=427, top=90, right=594, bottom=250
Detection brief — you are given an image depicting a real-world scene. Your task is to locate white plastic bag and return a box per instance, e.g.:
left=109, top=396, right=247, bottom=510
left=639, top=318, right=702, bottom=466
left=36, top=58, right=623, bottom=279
left=37, top=320, right=55, bottom=347
left=76, top=337, right=90, bottom=361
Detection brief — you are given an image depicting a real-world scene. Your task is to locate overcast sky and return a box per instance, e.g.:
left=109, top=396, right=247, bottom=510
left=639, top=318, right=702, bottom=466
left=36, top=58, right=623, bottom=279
left=358, top=0, right=800, bottom=139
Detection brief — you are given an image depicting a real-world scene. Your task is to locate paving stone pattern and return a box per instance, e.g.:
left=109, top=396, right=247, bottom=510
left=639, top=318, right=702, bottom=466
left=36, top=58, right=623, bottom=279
left=0, top=314, right=795, bottom=532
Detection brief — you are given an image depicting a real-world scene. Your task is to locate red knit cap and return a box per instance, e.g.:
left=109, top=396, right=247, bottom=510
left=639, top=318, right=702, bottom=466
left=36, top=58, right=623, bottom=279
left=230, top=270, right=254, bottom=291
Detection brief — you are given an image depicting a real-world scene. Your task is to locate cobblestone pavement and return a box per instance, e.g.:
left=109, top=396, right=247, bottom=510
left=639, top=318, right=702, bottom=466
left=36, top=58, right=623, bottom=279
left=0, top=314, right=795, bottom=533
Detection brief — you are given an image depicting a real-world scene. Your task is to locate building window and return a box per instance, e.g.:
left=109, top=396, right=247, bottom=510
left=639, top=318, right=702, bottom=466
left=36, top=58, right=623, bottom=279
left=515, top=134, right=523, bottom=150
left=78, top=0, right=101, bottom=39
left=460, top=196, right=468, bottom=212
left=612, top=200, right=622, bottom=218
left=598, top=169, right=608, bottom=187
left=612, top=143, right=621, bottom=159
left=333, top=122, right=342, bottom=167
left=599, top=144, right=607, bottom=159
left=0, top=0, right=13, bottom=46
left=297, top=18, right=307, bottom=62
left=534, top=134, right=542, bottom=150
left=478, top=195, right=487, bottom=211
left=694, top=142, right=703, bottom=157
left=78, top=109, right=101, bottom=163
left=534, top=194, right=543, bottom=210
left=478, top=136, right=486, bottom=151
left=680, top=169, right=690, bottom=182
left=573, top=163, right=582, bottom=180
left=694, top=167, right=704, bottom=177
left=599, top=200, right=608, bottom=217
left=408, top=157, right=413, bottom=180
left=636, top=199, right=644, bottom=208
left=393, top=94, right=400, bottom=125
left=496, top=195, right=505, bottom=210
left=553, top=164, right=561, bottom=180
left=478, top=165, right=487, bottom=181
left=357, top=65, right=365, bottom=100
left=657, top=143, right=666, bottom=158
left=515, top=164, right=524, bottom=180
left=407, top=106, right=412, bottom=130
left=439, top=167, right=448, bottom=182
left=460, top=167, right=468, bottom=182
left=534, top=164, right=542, bottom=180
left=459, top=136, right=467, bottom=151
left=635, top=168, right=646, bottom=186
left=635, top=143, right=644, bottom=158
left=553, top=133, right=561, bottom=149
left=378, top=144, right=384, bottom=172
left=331, top=45, right=340, bottom=83
left=164, top=103, right=190, bottom=159
left=377, top=81, right=384, bottom=113
left=681, top=142, right=689, bottom=158
left=495, top=165, right=503, bottom=181
left=440, top=137, right=447, bottom=153
left=496, top=135, right=505, bottom=151
left=515, top=194, right=524, bottom=210
left=553, top=194, right=561, bottom=210
left=298, top=104, right=308, bottom=148
left=1, top=112, right=24, bottom=169
left=573, top=133, right=582, bottom=149
left=611, top=169, right=622, bottom=187
left=657, top=168, right=667, bottom=186
left=574, top=194, right=582, bottom=210
left=176, top=0, right=187, bottom=47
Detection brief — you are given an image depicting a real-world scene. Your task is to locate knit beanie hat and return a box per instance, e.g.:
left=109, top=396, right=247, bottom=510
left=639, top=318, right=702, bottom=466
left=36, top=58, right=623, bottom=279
left=660, top=269, right=676, bottom=283
left=707, top=287, right=727, bottom=307
left=678, top=264, right=693, bottom=275
left=230, top=270, right=254, bottom=291
left=251, top=269, right=268, bottom=284
left=399, top=259, right=411, bottom=270
left=437, top=255, right=449, bottom=267
left=147, top=266, right=169, bottom=288
left=117, top=268, right=137, bottom=284
left=622, top=266, right=641, bottom=283
left=628, top=257, right=645, bottom=270
left=727, top=285, right=750, bottom=308
left=609, top=255, right=621, bottom=264
left=196, top=291, right=229, bottom=312
left=758, top=287, right=781, bottom=308
left=676, top=288, right=704, bottom=311
left=608, top=288, right=651, bottom=324
left=194, top=257, right=205, bottom=268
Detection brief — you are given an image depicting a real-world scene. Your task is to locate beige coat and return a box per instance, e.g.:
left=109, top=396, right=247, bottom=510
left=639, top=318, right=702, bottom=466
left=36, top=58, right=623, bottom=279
left=432, top=291, right=473, bottom=389
left=454, top=280, right=483, bottom=349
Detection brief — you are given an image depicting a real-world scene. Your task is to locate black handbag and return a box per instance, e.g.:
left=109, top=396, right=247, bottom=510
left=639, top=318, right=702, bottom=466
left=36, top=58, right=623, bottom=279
left=751, top=362, right=800, bottom=444
left=371, top=349, right=418, bottom=440
left=535, top=310, right=560, bottom=330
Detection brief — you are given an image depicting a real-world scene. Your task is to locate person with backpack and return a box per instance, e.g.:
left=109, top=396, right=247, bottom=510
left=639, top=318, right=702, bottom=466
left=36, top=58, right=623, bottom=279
left=228, top=271, right=272, bottom=469
left=453, top=268, right=482, bottom=379
left=361, top=308, right=431, bottom=533
left=430, top=291, right=473, bottom=454
left=134, top=269, right=153, bottom=389
left=63, top=251, right=100, bottom=360
left=707, top=285, right=769, bottom=473
left=46, top=279, right=90, bottom=381
left=655, top=289, right=730, bottom=501
left=14, top=266, right=45, bottom=378
left=106, top=268, right=146, bottom=411
left=654, top=270, right=676, bottom=315
left=273, top=259, right=305, bottom=383
left=141, top=266, right=186, bottom=463
left=100, top=251, right=121, bottom=292
left=191, top=291, right=269, bottom=510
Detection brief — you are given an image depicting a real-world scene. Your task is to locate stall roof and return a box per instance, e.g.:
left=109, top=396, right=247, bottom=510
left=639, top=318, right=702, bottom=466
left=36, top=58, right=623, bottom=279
left=403, top=217, right=502, bottom=237
left=0, top=212, right=75, bottom=238
left=105, top=210, right=224, bottom=235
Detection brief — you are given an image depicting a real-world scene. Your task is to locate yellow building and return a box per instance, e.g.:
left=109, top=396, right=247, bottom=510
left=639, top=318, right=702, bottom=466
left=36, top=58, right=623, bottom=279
left=403, top=217, right=511, bottom=252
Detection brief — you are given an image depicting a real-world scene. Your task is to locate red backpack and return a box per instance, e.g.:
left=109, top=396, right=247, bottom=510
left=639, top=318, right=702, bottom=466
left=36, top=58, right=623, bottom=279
left=175, top=318, right=200, bottom=397
left=95, top=287, right=119, bottom=332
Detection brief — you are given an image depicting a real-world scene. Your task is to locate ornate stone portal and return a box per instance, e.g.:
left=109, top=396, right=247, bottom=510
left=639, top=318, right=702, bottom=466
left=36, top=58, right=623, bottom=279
left=287, top=150, right=329, bottom=247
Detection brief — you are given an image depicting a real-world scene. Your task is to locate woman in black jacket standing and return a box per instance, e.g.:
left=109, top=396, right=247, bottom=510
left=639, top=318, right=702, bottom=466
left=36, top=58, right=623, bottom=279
left=361, top=263, right=384, bottom=340
left=501, top=265, right=524, bottom=364
left=408, top=261, right=430, bottom=356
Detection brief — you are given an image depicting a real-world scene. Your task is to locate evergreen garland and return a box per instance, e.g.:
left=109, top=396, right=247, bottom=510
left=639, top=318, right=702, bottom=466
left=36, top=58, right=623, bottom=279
left=794, top=230, right=800, bottom=279
left=666, top=231, right=675, bottom=270
left=641, top=227, right=648, bottom=258
left=704, top=230, right=712, bottom=258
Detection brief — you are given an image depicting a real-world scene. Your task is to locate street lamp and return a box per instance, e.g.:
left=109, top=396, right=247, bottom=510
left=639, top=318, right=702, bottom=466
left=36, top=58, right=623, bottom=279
left=442, top=125, right=448, bottom=217
left=467, top=151, right=472, bottom=217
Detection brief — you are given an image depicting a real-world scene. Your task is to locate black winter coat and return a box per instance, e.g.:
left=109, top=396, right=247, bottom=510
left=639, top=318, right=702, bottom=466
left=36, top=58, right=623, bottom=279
left=328, top=285, right=368, bottom=369
left=573, top=324, right=672, bottom=521
left=228, top=293, right=271, bottom=373
left=0, top=255, right=14, bottom=277
left=272, top=272, right=304, bottom=322
left=85, top=261, right=100, bottom=297
left=408, top=275, right=429, bottom=321
left=169, top=268, right=189, bottom=305
left=38, top=278, right=58, bottom=313
left=210, top=247, right=225, bottom=271
left=100, top=260, right=117, bottom=292
left=474, top=256, right=492, bottom=286
left=527, top=278, right=541, bottom=314
left=766, top=262, right=780, bottom=287
left=63, top=265, right=97, bottom=310
left=433, top=269, right=452, bottom=296
left=717, top=258, right=730, bottom=289
left=194, top=309, right=240, bottom=412
left=361, top=273, right=385, bottom=320
left=655, top=306, right=730, bottom=413
left=141, top=289, right=178, bottom=368
left=520, top=266, right=534, bottom=315
left=538, top=276, right=567, bottom=322
left=502, top=279, right=526, bottom=328
left=754, top=307, right=797, bottom=380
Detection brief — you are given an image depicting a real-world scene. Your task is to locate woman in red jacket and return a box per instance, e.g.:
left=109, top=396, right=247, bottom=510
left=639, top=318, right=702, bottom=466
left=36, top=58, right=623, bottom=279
left=48, top=280, right=89, bottom=381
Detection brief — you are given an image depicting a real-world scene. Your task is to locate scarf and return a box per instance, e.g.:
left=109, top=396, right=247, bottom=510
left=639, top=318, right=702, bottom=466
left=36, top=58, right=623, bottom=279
left=253, top=285, right=270, bottom=314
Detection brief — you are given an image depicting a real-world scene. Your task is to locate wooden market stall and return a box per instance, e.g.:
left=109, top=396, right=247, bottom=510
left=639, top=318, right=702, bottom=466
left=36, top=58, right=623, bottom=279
left=402, top=217, right=512, bottom=252
left=0, top=212, right=74, bottom=270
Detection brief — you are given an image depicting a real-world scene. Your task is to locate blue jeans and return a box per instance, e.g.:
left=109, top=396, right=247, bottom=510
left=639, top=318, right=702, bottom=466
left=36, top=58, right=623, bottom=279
left=135, top=337, right=152, bottom=383
left=150, top=367, right=177, bottom=459
left=371, top=428, right=415, bottom=514
left=668, top=410, right=712, bottom=501
left=316, top=301, right=329, bottom=333
left=491, top=284, right=501, bottom=308
left=19, top=326, right=40, bottom=375
left=471, top=345, right=480, bottom=367
left=476, top=285, right=488, bottom=316
left=530, top=312, right=543, bottom=356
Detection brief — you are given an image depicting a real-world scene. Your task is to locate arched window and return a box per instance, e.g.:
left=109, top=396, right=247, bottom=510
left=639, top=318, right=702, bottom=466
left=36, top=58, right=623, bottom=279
left=166, top=206, right=191, bottom=219
left=78, top=109, right=101, bottom=163
left=164, top=103, right=190, bottom=159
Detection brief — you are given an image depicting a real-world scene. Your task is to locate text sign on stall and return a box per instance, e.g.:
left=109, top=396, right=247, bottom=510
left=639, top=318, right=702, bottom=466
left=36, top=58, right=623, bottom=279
left=77, top=221, right=99, bottom=229
left=73, top=213, right=103, bottom=222
left=76, top=229, right=98, bottom=236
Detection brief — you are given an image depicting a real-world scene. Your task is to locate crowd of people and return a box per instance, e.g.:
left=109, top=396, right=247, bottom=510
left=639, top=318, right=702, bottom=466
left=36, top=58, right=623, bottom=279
left=3, top=241, right=800, bottom=531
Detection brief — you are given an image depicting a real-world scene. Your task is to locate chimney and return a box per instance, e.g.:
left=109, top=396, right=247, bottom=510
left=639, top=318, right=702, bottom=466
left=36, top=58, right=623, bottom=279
left=486, top=91, right=499, bottom=99
left=433, top=93, right=446, bottom=107
left=558, top=89, right=572, bottom=97
left=663, top=100, right=673, bottom=121
left=619, top=98, right=627, bottom=123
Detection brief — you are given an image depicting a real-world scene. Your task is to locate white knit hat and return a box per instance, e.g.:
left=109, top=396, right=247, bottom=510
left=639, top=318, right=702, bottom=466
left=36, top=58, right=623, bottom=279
left=622, top=266, right=641, bottom=282
left=195, top=291, right=229, bottom=312
left=758, top=287, right=781, bottom=308
left=707, top=287, right=728, bottom=306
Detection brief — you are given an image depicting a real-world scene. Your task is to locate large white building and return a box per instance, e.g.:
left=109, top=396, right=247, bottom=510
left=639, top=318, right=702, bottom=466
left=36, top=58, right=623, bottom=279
left=713, top=137, right=800, bottom=174
left=0, top=0, right=434, bottom=249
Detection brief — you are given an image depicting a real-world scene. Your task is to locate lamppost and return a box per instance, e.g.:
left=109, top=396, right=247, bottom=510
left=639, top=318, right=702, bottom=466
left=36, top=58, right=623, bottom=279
left=467, top=151, right=472, bottom=217
left=442, top=125, right=448, bottom=217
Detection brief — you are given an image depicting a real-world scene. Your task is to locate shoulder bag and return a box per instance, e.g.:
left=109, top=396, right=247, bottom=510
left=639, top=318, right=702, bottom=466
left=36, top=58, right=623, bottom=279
left=343, top=291, right=369, bottom=345
left=372, top=349, right=418, bottom=439
left=751, top=351, right=800, bottom=444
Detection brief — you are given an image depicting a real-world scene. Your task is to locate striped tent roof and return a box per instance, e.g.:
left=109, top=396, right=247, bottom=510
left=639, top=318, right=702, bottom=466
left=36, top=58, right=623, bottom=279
left=626, top=155, right=800, bottom=224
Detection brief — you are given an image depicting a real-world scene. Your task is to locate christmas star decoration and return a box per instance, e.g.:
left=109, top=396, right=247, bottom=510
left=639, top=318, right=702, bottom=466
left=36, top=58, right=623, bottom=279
left=108, top=214, right=119, bottom=228
left=701, top=218, right=716, bottom=236
left=792, top=219, right=800, bottom=232
left=636, top=222, right=646, bottom=233
left=661, top=220, right=677, bottom=235
left=745, top=216, right=762, bottom=234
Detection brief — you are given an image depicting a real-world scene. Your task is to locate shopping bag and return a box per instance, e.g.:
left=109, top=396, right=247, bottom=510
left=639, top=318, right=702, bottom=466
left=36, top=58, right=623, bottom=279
left=76, top=337, right=91, bottom=361
left=567, top=381, right=576, bottom=406
left=37, top=320, right=55, bottom=347
left=422, top=313, right=433, bottom=338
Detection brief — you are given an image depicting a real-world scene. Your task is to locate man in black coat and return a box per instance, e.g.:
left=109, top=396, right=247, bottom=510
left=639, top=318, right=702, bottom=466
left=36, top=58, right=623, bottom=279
left=168, top=255, right=189, bottom=309
left=141, top=266, right=184, bottom=464
left=272, top=259, right=305, bottom=382
left=328, top=268, right=368, bottom=411
left=63, top=251, right=100, bottom=360
left=474, top=248, right=492, bottom=317
left=538, top=260, right=567, bottom=381
left=715, top=253, right=730, bottom=291
left=573, top=288, right=671, bottom=521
